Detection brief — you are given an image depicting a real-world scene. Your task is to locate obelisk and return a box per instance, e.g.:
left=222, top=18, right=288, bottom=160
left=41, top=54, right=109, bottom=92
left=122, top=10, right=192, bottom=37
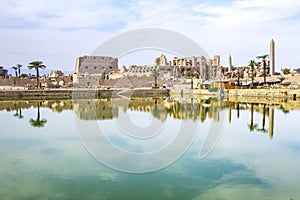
left=270, top=39, right=275, bottom=76
left=228, top=55, right=232, bottom=72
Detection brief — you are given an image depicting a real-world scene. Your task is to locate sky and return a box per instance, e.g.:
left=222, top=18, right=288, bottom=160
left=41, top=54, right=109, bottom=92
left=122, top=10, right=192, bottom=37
left=1, top=0, right=300, bottom=74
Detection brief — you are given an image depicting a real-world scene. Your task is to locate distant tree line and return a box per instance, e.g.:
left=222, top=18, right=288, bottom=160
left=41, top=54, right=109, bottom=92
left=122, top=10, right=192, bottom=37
left=0, top=61, right=46, bottom=89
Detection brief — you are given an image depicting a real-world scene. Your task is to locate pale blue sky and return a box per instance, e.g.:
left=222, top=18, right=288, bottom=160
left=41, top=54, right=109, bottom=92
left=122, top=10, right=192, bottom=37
left=1, top=0, right=300, bottom=73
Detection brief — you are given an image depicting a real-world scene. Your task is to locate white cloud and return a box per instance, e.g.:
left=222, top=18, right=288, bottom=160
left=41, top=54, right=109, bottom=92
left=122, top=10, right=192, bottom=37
left=0, top=0, right=300, bottom=72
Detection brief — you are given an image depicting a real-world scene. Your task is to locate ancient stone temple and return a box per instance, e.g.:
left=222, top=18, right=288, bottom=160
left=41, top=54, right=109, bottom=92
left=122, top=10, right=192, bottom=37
left=213, top=55, right=220, bottom=66
left=73, top=56, right=118, bottom=87
left=154, top=54, right=168, bottom=66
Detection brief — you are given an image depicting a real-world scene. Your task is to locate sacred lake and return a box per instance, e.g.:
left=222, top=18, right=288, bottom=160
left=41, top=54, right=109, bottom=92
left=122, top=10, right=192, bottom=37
left=0, top=96, right=299, bottom=200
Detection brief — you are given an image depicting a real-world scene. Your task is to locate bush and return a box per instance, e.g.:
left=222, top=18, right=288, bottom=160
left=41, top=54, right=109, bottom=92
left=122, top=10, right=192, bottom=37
left=282, top=68, right=291, bottom=75
left=208, top=87, right=218, bottom=92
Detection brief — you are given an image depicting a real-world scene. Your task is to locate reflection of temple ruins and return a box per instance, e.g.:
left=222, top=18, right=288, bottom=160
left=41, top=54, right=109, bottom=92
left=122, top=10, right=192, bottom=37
left=2, top=97, right=298, bottom=139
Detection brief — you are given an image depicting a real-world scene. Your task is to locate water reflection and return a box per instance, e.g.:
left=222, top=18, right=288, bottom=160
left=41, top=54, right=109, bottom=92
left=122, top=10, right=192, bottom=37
left=13, top=108, right=24, bottom=119
left=1, top=97, right=300, bottom=199
left=29, top=102, right=47, bottom=128
left=1, top=97, right=298, bottom=138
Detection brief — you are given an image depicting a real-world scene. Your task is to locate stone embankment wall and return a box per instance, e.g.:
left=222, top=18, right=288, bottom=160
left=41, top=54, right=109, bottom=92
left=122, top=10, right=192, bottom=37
left=0, top=89, right=169, bottom=99
left=226, top=89, right=300, bottom=99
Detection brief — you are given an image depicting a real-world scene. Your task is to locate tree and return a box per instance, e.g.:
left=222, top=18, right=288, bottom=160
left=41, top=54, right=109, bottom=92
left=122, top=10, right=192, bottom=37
left=28, top=61, right=46, bottom=89
left=248, top=60, right=257, bottom=89
left=282, top=68, right=290, bottom=75
left=12, top=66, right=18, bottom=77
left=0, top=66, right=8, bottom=77
left=278, top=76, right=285, bottom=83
left=187, top=68, right=199, bottom=89
left=194, top=71, right=200, bottom=79
left=16, top=64, right=22, bottom=78
left=256, top=54, right=269, bottom=85
left=187, top=68, right=194, bottom=89
left=151, top=68, right=160, bottom=88
left=29, top=102, right=47, bottom=128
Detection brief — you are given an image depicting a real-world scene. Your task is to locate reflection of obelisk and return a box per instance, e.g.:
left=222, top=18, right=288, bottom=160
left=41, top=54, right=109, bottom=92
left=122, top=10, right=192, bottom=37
left=269, top=107, right=274, bottom=139
left=228, top=55, right=232, bottom=72
left=270, top=39, right=275, bottom=76
left=228, top=107, right=232, bottom=123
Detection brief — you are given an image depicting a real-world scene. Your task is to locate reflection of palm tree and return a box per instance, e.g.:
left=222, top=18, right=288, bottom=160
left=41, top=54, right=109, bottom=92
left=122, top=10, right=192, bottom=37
left=256, top=104, right=268, bottom=133
left=14, top=108, right=24, bottom=119
left=248, top=123, right=258, bottom=132
left=248, top=103, right=258, bottom=132
left=279, top=105, right=289, bottom=114
left=13, top=109, right=19, bottom=117
left=151, top=104, right=166, bottom=122
left=150, top=98, right=167, bottom=121
left=18, top=109, right=24, bottom=119
left=29, top=102, right=47, bottom=128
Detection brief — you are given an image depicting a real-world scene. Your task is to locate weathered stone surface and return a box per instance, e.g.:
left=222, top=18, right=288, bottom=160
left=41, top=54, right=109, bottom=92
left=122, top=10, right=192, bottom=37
left=73, top=56, right=118, bottom=88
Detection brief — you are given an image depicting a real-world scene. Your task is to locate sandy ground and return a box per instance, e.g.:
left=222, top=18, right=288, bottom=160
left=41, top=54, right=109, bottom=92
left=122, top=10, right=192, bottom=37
left=255, top=74, right=300, bottom=84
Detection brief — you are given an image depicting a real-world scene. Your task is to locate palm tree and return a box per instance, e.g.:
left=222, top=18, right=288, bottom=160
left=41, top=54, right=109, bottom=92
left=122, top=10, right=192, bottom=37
left=151, top=68, right=160, bottom=88
left=29, top=102, right=47, bottom=128
left=12, top=66, right=18, bottom=77
left=0, top=66, right=8, bottom=77
left=248, top=60, right=257, bottom=89
left=12, top=66, right=18, bottom=84
left=187, top=68, right=200, bottom=89
left=187, top=68, right=194, bottom=89
left=28, top=61, right=46, bottom=89
left=256, top=54, right=269, bottom=85
left=16, top=64, right=22, bottom=78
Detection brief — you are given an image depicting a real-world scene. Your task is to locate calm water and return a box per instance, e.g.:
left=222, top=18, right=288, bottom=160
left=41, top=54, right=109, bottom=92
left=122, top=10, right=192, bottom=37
left=1, top=97, right=300, bottom=200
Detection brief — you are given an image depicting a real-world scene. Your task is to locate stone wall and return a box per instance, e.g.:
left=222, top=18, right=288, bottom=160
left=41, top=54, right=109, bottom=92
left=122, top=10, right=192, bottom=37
left=226, top=88, right=300, bottom=98
left=73, top=56, right=118, bottom=88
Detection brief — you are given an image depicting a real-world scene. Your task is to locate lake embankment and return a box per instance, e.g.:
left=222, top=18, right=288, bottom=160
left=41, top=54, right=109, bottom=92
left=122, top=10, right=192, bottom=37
left=0, top=88, right=170, bottom=100
left=1, top=87, right=299, bottom=100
